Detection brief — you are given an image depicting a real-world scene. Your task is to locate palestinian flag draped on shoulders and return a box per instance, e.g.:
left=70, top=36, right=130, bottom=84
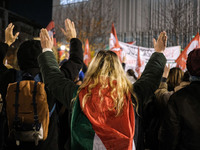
left=71, top=82, right=136, bottom=150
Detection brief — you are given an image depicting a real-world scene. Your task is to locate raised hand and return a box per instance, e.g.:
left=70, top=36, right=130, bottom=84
left=60, top=18, right=76, bottom=42
left=40, top=28, right=54, bottom=49
left=5, top=23, right=19, bottom=46
left=153, top=31, right=167, bottom=53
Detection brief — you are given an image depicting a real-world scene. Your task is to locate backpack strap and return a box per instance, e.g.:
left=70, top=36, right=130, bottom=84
left=32, top=81, right=40, bottom=131
left=49, top=104, right=56, bottom=117
left=14, top=82, right=20, bottom=123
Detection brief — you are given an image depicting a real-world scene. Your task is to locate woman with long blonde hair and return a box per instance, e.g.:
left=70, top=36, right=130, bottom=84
left=79, top=50, right=135, bottom=114
left=38, top=19, right=167, bottom=150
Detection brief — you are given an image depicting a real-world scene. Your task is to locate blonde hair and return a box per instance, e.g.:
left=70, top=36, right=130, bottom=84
left=76, top=50, right=137, bottom=116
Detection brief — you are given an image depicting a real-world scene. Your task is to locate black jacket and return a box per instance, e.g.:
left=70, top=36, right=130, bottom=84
left=0, top=38, right=83, bottom=150
left=159, top=81, right=200, bottom=150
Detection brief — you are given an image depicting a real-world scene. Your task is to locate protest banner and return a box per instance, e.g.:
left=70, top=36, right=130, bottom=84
left=119, top=41, right=180, bottom=73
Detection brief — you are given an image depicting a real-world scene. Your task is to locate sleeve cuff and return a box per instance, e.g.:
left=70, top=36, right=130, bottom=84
left=42, top=48, right=53, bottom=53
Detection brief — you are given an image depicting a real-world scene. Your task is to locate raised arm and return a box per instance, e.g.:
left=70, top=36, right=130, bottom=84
left=0, top=23, right=19, bottom=72
left=5, top=23, right=19, bottom=46
left=60, top=19, right=83, bottom=81
left=133, top=31, right=167, bottom=113
left=38, top=27, right=78, bottom=108
left=155, top=64, right=173, bottom=105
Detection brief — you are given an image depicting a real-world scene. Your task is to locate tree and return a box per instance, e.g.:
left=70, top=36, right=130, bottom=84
left=53, top=0, right=116, bottom=51
left=150, top=0, right=199, bottom=47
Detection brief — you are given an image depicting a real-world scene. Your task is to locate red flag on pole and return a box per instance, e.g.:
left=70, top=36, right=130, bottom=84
left=175, top=33, right=200, bottom=70
left=84, top=39, right=91, bottom=66
left=109, top=23, right=124, bottom=62
left=135, top=47, right=142, bottom=78
left=46, top=21, right=57, bottom=46
left=109, top=23, right=121, bottom=49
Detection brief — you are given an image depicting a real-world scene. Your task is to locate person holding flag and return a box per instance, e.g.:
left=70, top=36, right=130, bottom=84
left=38, top=18, right=167, bottom=150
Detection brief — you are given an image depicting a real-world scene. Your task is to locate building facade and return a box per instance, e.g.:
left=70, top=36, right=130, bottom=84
left=53, top=0, right=200, bottom=48
left=0, top=7, right=41, bottom=42
left=0, top=1, right=42, bottom=67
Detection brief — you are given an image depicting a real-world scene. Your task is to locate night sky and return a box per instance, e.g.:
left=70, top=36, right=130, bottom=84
left=7, top=0, right=52, bottom=27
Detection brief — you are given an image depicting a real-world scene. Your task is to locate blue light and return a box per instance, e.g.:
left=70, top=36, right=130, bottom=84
left=60, top=0, right=88, bottom=5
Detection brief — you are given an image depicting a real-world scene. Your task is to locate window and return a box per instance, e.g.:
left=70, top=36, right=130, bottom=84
left=60, top=0, right=88, bottom=5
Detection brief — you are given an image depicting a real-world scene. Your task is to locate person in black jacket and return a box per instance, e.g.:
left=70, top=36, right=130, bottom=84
left=0, top=22, right=83, bottom=150
left=38, top=18, right=167, bottom=150
left=159, top=48, right=200, bottom=150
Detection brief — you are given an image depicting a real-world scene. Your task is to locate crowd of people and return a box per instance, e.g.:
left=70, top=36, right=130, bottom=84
left=0, top=18, right=200, bottom=150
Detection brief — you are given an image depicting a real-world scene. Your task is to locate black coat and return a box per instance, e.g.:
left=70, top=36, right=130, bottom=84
left=159, top=81, right=200, bottom=150
left=0, top=38, right=83, bottom=150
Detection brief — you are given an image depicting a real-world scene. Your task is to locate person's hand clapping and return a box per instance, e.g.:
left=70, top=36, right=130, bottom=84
left=153, top=31, right=167, bottom=53
left=60, top=18, right=76, bottom=42
left=40, top=28, right=54, bottom=49
left=5, top=23, right=19, bottom=46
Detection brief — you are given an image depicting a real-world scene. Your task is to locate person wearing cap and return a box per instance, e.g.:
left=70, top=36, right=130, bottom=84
left=159, top=48, right=200, bottom=150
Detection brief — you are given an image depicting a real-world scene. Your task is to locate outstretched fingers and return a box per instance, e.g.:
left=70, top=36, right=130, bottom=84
left=40, top=28, right=54, bottom=49
left=65, top=19, right=70, bottom=32
left=5, top=23, right=19, bottom=46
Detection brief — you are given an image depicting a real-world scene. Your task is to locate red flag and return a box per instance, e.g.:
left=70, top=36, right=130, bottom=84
left=46, top=21, right=57, bottom=46
left=135, top=47, right=142, bottom=78
left=84, top=39, right=91, bottom=66
left=175, top=33, right=200, bottom=70
left=109, top=23, right=120, bottom=49
left=109, top=23, right=124, bottom=62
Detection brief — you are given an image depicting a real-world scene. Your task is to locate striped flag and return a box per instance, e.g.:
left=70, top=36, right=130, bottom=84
left=71, top=85, right=136, bottom=150
left=175, top=33, right=200, bottom=70
left=83, top=39, right=91, bottom=66
left=46, top=21, right=57, bottom=46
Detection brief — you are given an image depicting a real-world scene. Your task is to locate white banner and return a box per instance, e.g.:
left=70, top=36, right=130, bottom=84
left=118, top=41, right=181, bottom=72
